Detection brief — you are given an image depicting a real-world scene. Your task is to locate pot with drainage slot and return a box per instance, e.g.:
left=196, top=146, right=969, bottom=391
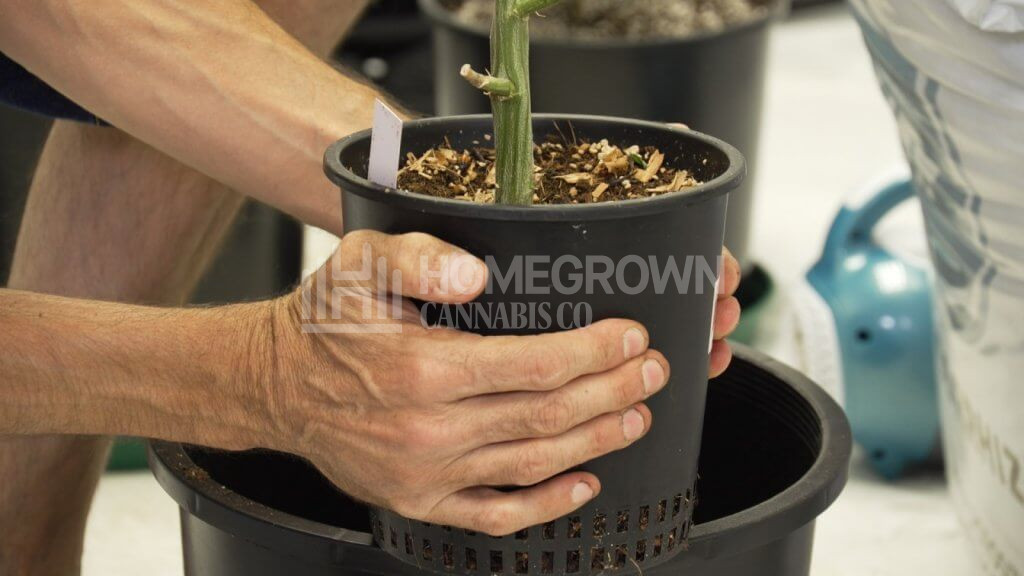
left=325, top=113, right=737, bottom=575
left=149, top=344, right=851, bottom=576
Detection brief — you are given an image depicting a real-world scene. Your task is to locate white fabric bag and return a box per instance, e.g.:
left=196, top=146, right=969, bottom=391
left=850, top=1, right=1024, bottom=574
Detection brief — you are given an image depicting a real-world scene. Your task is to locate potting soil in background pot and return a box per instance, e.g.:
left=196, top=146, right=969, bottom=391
left=423, top=0, right=788, bottom=278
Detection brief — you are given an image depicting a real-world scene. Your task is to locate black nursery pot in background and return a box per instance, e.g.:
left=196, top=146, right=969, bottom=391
left=421, top=0, right=788, bottom=278
left=149, top=345, right=851, bottom=576
left=323, top=114, right=742, bottom=575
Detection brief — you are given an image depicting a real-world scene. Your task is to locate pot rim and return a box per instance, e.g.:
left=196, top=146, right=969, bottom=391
left=417, top=0, right=789, bottom=49
left=148, top=344, right=851, bottom=566
left=324, top=114, right=746, bottom=222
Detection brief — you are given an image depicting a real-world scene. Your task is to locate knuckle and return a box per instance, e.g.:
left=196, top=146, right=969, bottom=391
left=615, top=365, right=646, bottom=406
left=526, top=346, right=571, bottom=389
left=533, top=394, right=576, bottom=436
left=622, top=357, right=652, bottom=401
left=402, top=417, right=447, bottom=452
left=339, top=229, right=374, bottom=253
left=397, top=232, right=437, bottom=261
left=386, top=462, right=422, bottom=495
left=388, top=496, right=428, bottom=521
left=413, top=353, right=475, bottom=404
left=510, top=449, right=551, bottom=486
left=593, top=417, right=625, bottom=451
left=399, top=355, right=434, bottom=394
left=586, top=322, right=619, bottom=365
left=476, top=505, right=519, bottom=537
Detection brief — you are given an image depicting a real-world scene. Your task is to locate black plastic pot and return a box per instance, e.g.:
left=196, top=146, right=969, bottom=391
left=421, top=0, right=788, bottom=278
left=149, top=344, right=851, bottom=576
left=324, top=114, right=739, bottom=574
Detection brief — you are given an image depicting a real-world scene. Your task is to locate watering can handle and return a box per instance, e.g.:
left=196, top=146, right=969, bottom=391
left=823, top=178, right=915, bottom=257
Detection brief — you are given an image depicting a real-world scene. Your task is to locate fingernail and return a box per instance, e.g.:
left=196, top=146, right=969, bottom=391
left=642, top=359, right=666, bottom=395
left=623, top=328, right=646, bottom=359
left=447, top=253, right=484, bottom=295
left=622, top=408, right=646, bottom=441
left=571, top=481, right=595, bottom=504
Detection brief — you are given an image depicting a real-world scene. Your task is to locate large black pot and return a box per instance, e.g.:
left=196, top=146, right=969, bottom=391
left=421, top=0, right=788, bottom=278
left=149, top=344, right=851, bottom=576
left=325, top=114, right=739, bottom=574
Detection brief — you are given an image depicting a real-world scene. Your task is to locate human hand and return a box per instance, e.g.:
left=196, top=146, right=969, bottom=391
left=710, top=247, right=742, bottom=378
left=666, top=122, right=741, bottom=376
left=265, top=230, right=669, bottom=535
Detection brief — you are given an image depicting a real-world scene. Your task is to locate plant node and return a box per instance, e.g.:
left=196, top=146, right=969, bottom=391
left=460, top=64, right=515, bottom=98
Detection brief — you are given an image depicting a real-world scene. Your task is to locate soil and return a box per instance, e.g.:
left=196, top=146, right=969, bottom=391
left=446, top=0, right=772, bottom=40
left=184, top=465, right=211, bottom=482
left=568, top=516, right=582, bottom=538
left=395, top=134, right=701, bottom=205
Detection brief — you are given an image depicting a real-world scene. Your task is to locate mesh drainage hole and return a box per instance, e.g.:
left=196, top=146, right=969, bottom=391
left=515, top=552, right=529, bottom=574
left=568, top=516, right=582, bottom=539
left=591, top=547, right=606, bottom=571
left=567, top=550, right=581, bottom=573
left=635, top=539, right=647, bottom=562
left=593, top=513, right=607, bottom=537
left=442, top=543, right=454, bottom=569
left=616, top=509, right=629, bottom=533
left=541, top=551, right=554, bottom=574
left=614, top=545, right=627, bottom=568
left=490, top=550, right=503, bottom=573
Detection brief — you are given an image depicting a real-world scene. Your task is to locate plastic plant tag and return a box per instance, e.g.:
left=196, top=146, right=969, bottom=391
left=367, top=99, right=403, bottom=189
left=708, top=266, right=720, bottom=353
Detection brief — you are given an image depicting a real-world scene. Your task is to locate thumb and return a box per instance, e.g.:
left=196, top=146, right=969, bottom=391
left=336, top=229, right=488, bottom=303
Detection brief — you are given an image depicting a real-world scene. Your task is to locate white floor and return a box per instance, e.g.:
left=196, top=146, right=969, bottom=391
left=84, top=5, right=976, bottom=575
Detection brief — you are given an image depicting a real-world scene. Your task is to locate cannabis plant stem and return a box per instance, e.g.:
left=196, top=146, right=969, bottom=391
left=462, top=0, right=562, bottom=204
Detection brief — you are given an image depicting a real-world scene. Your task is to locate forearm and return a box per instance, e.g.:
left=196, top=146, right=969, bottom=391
left=0, top=289, right=274, bottom=450
left=0, top=0, right=381, bottom=235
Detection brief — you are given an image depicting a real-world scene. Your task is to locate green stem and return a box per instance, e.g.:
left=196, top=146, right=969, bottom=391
left=459, top=0, right=566, bottom=204
left=490, top=0, right=533, bottom=205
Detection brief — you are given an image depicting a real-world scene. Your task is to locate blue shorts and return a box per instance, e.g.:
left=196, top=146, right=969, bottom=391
left=0, top=52, right=107, bottom=125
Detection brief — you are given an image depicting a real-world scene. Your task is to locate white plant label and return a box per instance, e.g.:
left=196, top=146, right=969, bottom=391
left=368, top=99, right=403, bottom=189
left=708, top=262, right=720, bottom=353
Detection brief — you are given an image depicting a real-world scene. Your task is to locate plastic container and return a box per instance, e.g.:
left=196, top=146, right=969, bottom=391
left=420, top=0, right=788, bottom=277
left=794, top=174, right=939, bottom=479
left=148, top=344, right=851, bottom=576
left=324, top=113, right=739, bottom=574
